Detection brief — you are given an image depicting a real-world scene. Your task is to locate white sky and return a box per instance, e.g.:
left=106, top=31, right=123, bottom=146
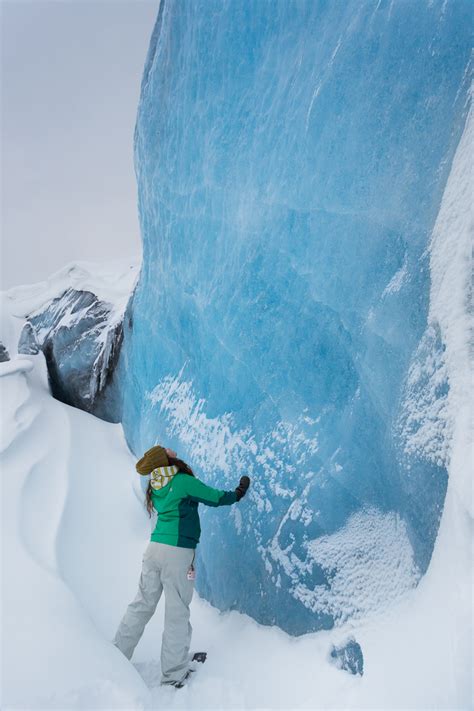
left=1, top=0, right=158, bottom=289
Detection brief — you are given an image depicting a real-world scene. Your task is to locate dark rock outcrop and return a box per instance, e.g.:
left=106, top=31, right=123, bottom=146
left=18, top=288, right=123, bottom=422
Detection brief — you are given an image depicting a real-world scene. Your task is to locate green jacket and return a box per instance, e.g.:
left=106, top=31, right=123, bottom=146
left=149, top=466, right=238, bottom=549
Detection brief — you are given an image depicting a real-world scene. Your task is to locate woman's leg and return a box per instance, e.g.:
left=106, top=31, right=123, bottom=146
left=159, top=545, right=195, bottom=685
left=113, top=544, right=163, bottom=660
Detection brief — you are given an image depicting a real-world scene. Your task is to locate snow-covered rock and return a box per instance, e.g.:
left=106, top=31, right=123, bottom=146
left=3, top=260, right=139, bottom=422
left=18, top=287, right=124, bottom=421
left=0, top=341, right=10, bottom=362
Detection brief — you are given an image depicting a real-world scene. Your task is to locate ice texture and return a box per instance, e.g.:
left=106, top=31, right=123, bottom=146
left=119, top=0, right=471, bottom=633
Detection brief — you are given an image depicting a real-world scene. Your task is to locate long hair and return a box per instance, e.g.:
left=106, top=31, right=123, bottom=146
left=145, top=455, right=195, bottom=517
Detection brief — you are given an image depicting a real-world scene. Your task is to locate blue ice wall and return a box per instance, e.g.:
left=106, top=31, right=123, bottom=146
left=119, top=0, right=471, bottom=634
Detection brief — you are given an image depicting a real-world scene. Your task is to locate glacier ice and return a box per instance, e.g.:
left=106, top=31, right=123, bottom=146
left=118, top=0, right=472, bottom=634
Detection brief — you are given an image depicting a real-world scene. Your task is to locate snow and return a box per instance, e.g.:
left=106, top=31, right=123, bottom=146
left=0, top=335, right=408, bottom=711
left=1, top=259, right=139, bottom=374
left=299, top=509, right=420, bottom=623
left=1, top=350, right=148, bottom=709
left=5, top=258, right=140, bottom=325
left=1, top=343, right=471, bottom=708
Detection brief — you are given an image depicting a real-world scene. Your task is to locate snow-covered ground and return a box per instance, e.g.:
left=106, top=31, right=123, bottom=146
left=1, top=113, right=472, bottom=709
left=2, top=347, right=470, bottom=711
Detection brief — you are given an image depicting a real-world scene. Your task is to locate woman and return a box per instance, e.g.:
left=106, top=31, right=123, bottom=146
left=113, top=444, right=250, bottom=688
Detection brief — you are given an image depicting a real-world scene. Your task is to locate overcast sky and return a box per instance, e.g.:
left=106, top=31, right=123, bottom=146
left=1, top=0, right=158, bottom=289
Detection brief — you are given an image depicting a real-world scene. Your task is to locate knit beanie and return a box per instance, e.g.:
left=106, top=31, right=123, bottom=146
left=136, top=445, right=169, bottom=475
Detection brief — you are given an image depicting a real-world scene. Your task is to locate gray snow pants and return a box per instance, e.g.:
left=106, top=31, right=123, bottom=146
left=113, top=541, right=195, bottom=685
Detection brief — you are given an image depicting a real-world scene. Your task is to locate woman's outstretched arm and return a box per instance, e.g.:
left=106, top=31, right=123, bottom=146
left=182, top=475, right=250, bottom=507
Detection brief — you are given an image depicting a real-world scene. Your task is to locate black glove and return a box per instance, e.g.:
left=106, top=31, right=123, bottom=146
left=235, top=476, right=250, bottom=501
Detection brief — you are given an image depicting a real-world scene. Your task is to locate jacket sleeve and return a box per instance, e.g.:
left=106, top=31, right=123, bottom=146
left=184, top=476, right=238, bottom=507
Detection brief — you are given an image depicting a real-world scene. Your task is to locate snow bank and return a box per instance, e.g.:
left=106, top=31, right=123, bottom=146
left=1, top=289, right=150, bottom=708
